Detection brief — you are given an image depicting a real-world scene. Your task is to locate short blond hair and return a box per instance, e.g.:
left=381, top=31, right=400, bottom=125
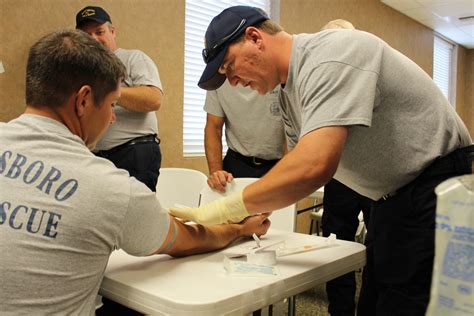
left=233, top=19, right=284, bottom=44
left=321, top=19, right=355, bottom=30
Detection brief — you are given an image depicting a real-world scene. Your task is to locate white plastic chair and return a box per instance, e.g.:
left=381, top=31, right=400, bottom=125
left=199, top=178, right=297, bottom=232
left=156, top=168, right=208, bottom=209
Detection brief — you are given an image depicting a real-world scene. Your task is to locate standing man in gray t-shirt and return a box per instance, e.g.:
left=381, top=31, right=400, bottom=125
left=170, top=6, right=473, bottom=315
left=204, top=80, right=286, bottom=192
left=76, top=6, right=163, bottom=192
left=318, top=19, right=373, bottom=316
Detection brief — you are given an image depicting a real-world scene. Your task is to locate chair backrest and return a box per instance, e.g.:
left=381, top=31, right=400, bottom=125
left=156, top=168, right=208, bottom=209
left=199, top=178, right=296, bottom=232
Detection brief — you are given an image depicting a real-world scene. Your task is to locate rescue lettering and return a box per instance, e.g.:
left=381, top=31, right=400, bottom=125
left=0, top=201, right=62, bottom=238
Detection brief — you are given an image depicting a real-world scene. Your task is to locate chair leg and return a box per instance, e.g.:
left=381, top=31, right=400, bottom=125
left=314, top=219, right=322, bottom=236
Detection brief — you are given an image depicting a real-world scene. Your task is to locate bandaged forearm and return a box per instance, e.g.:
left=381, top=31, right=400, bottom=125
left=168, top=190, right=249, bottom=225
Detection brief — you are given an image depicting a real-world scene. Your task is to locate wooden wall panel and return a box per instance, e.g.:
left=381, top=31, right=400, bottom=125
left=456, top=47, right=474, bottom=136
left=280, top=0, right=433, bottom=74
left=279, top=0, right=472, bottom=136
left=0, top=0, right=208, bottom=172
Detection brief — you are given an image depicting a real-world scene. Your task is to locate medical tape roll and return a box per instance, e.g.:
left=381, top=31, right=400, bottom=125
left=247, top=250, right=277, bottom=266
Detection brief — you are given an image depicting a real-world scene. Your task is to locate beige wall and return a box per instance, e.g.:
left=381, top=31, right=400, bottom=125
left=279, top=0, right=473, bottom=136
left=280, top=0, right=434, bottom=74
left=0, top=0, right=208, bottom=171
left=0, top=0, right=472, bottom=179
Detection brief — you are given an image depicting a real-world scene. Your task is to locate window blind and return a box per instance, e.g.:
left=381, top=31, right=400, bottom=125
left=183, top=0, right=271, bottom=156
left=433, top=35, right=455, bottom=105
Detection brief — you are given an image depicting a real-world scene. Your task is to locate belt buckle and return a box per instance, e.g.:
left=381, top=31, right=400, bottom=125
left=252, top=157, right=262, bottom=166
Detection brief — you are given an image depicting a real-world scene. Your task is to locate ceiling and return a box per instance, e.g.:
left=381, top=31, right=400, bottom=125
left=380, top=0, right=474, bottom=48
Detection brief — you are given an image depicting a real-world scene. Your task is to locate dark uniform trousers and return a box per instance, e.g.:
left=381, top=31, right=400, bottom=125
left=322, top=179, right=373, bottom=316
left=223, top=148, right=279, bottom=178
left=358, top=145, right=473, bottom=316
left=95, top=135, right=161, bottom=192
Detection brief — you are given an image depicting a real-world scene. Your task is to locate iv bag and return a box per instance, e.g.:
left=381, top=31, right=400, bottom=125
left=426, top=175, right=474, bottom=315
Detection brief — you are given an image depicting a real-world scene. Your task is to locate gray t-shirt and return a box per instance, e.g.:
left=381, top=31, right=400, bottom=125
left=95, top=48, right=163, bottom=151
left=280, top=30, right=472, bottom=200
left=204, top=80, right=285, bottom=160
left=0, top=114, right=170, bottom=315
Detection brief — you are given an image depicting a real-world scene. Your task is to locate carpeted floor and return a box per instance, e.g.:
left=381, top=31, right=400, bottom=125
left=271, top=270, right=363, bottom=316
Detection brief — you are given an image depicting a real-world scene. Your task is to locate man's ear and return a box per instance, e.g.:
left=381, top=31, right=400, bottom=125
left=75, top=85, right=93, bottom=118
left=111, top=25, right=117, bottom=38
left=245, top=27, right=263, bottom=46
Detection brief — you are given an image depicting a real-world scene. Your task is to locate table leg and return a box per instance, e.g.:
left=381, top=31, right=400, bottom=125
left=288, top=296, right=296, bottom=316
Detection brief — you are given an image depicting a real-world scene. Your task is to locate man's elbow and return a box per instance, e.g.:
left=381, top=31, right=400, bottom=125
left=149, top=98, right=161, bottom=111
left=147, top=87, right=162, bottom=111
left=302, top=162, right=337, bottom=187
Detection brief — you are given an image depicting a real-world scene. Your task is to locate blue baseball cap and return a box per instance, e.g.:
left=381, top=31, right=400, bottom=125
left=198, top=6, right=269, bottom=90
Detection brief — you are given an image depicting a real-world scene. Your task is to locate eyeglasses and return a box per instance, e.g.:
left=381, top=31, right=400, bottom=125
left=202, top=19, right=246, bottom=64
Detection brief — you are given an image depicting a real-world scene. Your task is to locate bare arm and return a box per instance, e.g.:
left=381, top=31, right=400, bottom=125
left=244, top=126, right=348, bottom=213
left=204, top=113, right=233, bottom=192
left=119, top=85, right=162, bottom=112
left=168, top=126, right=348, bottom=226
left=153, top=214, right=271, bottom=257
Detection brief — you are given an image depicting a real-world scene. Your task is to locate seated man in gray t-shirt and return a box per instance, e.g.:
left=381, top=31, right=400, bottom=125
left=0, top=29, right=270, bottom=315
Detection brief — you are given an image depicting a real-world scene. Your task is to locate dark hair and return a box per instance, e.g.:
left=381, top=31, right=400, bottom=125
left=26, top=29, right=126, bottom=108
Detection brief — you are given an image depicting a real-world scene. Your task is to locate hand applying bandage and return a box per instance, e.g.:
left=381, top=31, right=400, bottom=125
left=168, top=189, right=250, bottom=225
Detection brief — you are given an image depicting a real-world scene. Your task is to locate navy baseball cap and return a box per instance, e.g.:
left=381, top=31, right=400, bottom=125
left=76, top=6, right=112, bottom=28
left=198, top=6, right=269, bottom=90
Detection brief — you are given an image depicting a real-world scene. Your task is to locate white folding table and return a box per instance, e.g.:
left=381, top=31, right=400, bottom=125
left=100, top=229, right=365, bottom=315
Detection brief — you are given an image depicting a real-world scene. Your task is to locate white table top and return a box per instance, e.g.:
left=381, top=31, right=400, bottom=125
left=100, top=229, right=365, bottom=315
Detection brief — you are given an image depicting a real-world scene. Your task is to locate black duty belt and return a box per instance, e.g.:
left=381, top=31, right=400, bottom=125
left=96, top=134, right=160, bottom=157
left=227, top=148, right=280, bottom=167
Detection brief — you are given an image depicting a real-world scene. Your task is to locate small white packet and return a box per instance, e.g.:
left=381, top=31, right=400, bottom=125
left=223, top=256, right=279, bottom=277
left=276, top=233, right=337, bottom=257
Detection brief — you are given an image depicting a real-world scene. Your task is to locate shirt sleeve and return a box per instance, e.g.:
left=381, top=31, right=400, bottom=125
left=203, top=90, right=225, bottom=117
left=295, top=31, right=384, bottom=139
left=298, top=61, right=377, bottom=139
left=125, top=50, right=163, bottom=91
left=118, top=179, right=170, bottom=256
left=279, top=91, right=298, bottom=150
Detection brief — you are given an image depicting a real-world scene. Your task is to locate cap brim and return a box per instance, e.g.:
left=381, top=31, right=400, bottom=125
left=198, top=47, right=227, bottom=91
left=76, top=17, right=108, bottom=28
